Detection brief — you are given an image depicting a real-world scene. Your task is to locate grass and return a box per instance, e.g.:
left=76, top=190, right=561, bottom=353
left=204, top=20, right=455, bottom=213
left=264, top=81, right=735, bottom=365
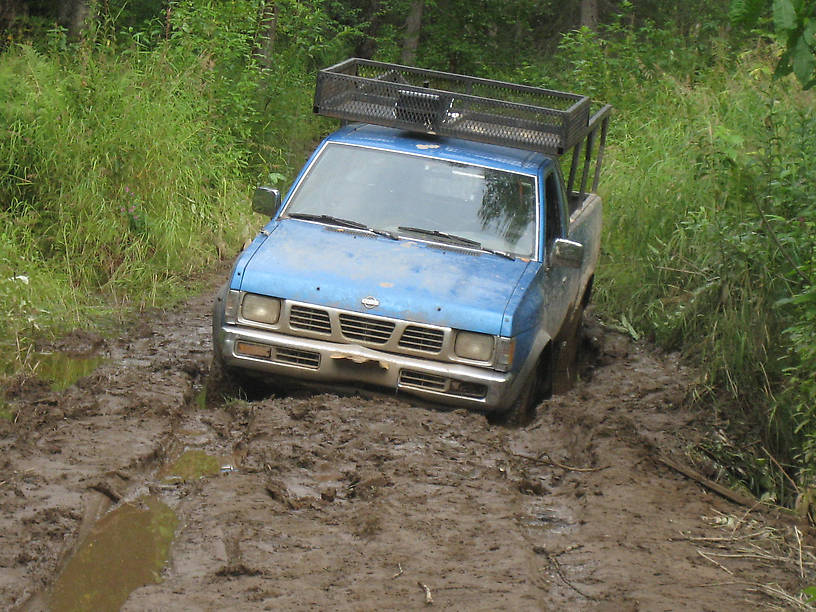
left=539, top=28, right=816, bottom=502
left=509, top=23, right=815, bottom=502
left=0, top=41, right=258, bottom=374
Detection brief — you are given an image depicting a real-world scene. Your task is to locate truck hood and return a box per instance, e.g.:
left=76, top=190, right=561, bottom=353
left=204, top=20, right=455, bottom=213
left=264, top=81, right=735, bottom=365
left=236, top=219, right=531, bottom=335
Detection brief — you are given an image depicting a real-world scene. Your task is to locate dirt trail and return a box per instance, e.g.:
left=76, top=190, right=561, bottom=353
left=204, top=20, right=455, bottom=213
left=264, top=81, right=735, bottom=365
left=1, top=281, right=813, bottom=610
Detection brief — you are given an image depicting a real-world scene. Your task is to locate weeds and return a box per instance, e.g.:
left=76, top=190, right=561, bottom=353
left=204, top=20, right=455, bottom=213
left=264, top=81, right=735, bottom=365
left=688, top=508, right=816, bottom=608
left=0, top=41, right=256, bottom=372
left=531, top=21, right=816, bottom=504
left=0, top=2, right=335, bottom=381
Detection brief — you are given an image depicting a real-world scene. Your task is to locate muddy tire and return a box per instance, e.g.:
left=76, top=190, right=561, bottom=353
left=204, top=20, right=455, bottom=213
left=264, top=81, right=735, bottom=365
left=553, top=305, right=585, bottom=394
left=500, top=350, right=553, bottom=427
left=206, top=347, right=244, bottom=403
left=206, top=283, right=247, bottom=403
left=503, top=371, right=538, bottom=427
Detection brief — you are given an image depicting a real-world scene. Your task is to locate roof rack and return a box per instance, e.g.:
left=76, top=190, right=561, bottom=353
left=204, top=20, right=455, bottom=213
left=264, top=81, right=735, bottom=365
left=314, top=58, right=606, bottom=156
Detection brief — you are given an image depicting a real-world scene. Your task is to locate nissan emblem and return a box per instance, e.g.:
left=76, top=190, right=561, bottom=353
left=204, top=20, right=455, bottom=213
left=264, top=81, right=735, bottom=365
left=361, top=296, right=380, bottom=309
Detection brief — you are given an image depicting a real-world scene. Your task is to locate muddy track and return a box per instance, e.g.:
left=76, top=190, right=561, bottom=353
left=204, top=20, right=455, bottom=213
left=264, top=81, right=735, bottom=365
left=1, top=279, right=813, bottom=610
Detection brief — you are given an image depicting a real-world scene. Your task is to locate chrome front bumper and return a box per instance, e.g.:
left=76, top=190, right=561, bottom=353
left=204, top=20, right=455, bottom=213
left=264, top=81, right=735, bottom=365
left=219, top=324, right=515, bottom=411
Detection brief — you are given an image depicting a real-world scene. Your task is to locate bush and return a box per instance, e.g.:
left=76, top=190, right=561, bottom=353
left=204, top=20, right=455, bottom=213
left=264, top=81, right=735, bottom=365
left=0, top=42, right=256, bottom=362
left=529, top=21, right=816, bottom=501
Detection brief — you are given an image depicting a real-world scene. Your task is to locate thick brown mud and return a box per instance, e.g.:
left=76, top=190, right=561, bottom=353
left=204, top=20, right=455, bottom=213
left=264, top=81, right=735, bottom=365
left=1, top=281, right=813, bottom=610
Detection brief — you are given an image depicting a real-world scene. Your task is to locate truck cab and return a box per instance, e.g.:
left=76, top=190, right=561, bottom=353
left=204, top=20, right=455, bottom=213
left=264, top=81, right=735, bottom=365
left=212, top=58, right=611, bottom=421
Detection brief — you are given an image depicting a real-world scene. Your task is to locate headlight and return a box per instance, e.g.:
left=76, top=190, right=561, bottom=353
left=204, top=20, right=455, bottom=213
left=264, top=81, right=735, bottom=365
left=241, top=294, right=281, bottom=325
left=454, top=331, right=494, bottom=361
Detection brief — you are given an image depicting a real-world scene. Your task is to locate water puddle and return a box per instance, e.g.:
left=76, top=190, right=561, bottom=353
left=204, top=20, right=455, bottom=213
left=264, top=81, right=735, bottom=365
left=48, top=495, right=177, bottom=611
left=0, top=395, right=12, bottom=421
left=32, top=351, right=107, bottom=391
left=158, top=449, right=232, bottom=483
left=194, top=387, right=207, bottom=409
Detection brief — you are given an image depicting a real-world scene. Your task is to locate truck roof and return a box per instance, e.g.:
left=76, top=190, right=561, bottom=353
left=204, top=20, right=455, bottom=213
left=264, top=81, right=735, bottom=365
left=327, top=123, right=552, bottom=175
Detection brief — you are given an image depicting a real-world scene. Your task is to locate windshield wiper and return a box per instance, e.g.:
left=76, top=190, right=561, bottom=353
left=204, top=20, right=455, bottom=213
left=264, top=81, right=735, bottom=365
left=288, top=212, right=368, bottom=230
left=397, top=226, right=516, bottom=259
left=479, top=246, right=516, bottom=260
left=288, top=213, right=400, bottom=241
left=369, top=228, right=400, bottom=240
left=397, top=226, right=481, bottom=247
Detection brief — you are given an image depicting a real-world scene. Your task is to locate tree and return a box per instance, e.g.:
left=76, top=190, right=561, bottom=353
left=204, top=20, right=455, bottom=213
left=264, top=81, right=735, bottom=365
left=730, top=0, right=816, bottom=88
left=580, top=0, right=599, bottom=30
left=400, top=0, right=423, bottom=64
left=1, top=0, right=28, bottom=35
left=0, top=0, right=96, bottom=39
left=59, top=0, right=95, bottom=38
left=256, top=1, right=278, bottom=70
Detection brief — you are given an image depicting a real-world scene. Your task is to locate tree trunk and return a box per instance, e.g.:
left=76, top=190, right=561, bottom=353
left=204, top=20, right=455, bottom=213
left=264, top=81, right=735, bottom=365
left=58, top=0, right=96, bottom=39
left=354, top=0, right=382, bottom=59
left=580, top=0, right=598, bottom=30
left=1, top=0, right=28, bottom=34
left=255, top=0, right=278, bottom=70
left=400, top=0, right=424, bottom=65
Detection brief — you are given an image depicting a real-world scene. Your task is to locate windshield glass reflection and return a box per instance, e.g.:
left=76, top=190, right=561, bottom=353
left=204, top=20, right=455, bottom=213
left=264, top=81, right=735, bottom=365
left=284, top=143, right=537, bottom=257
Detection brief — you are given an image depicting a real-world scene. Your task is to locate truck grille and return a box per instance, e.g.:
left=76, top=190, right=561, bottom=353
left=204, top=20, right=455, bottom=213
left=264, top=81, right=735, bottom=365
left=289, top=305, right=332, bottom=334
left=338, top=313, right=395, bottom=344
left=399, top=370, right=447, bottom=392
left=398, top=325, right=444, bottom=353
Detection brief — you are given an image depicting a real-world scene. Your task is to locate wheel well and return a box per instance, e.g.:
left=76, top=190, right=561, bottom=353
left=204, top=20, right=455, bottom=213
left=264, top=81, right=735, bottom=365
left=536, top=341, right=555, bottom=400
left=581, top=274, right=594, bottom=307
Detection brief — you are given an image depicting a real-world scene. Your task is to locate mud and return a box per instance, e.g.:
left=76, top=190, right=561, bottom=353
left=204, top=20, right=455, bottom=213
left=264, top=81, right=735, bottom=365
left=1, top=279, right=813, bottom=610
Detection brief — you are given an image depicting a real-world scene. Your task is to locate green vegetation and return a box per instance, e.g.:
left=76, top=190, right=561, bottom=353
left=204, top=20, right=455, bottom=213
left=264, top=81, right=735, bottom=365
left=0, top=33, right=256, bottom=373
left=548, top=20, right=815, bottom=506
left=1, top=1, right=814, bottom=512
left=159, top=449, right=223, bottom=482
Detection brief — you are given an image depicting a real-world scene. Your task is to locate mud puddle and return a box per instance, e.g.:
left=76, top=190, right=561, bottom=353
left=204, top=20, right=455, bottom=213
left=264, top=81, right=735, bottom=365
left=159, top=449, right=235, bottom=483
left=48, top=496, right=177, bottom=611
left=31, top=352, right=107, bottom=390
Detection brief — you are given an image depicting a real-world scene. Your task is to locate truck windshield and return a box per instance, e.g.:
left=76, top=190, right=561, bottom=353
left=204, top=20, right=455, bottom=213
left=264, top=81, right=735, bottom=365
left=283, top=142, right=537, bottom=258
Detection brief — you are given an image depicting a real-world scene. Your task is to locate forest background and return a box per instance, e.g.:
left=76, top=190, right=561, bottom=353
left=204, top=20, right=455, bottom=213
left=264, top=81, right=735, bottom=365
left=0, top=0, right=814, bottom=513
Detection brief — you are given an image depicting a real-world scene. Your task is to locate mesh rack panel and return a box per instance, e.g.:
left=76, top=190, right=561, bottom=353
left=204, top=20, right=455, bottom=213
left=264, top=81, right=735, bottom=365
left=314, top=58, right=592, bottom=155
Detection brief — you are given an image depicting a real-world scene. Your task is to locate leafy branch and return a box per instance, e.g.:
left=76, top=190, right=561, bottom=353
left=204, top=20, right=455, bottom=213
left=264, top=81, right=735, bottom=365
left=730, top=0, right=816, bottom=88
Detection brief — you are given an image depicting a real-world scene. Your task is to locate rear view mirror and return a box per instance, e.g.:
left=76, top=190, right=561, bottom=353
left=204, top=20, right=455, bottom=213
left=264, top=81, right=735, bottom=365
left=551, top=238, right=584, bottom=268
left=252, top=186, right=281, bottom=217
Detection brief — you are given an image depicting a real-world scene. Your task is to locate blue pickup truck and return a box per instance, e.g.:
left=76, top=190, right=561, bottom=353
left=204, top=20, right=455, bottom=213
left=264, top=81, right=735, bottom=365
left=211, top=58, right=611, bottom=422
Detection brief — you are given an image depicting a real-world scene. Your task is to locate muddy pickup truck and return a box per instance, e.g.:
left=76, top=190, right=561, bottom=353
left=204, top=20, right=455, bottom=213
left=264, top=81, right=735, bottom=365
left=211, top=58, right=612, bottom=422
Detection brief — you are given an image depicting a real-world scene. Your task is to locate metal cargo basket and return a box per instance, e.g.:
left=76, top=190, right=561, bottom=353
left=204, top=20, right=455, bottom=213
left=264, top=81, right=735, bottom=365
left=314, top=58, right=592, bottom=155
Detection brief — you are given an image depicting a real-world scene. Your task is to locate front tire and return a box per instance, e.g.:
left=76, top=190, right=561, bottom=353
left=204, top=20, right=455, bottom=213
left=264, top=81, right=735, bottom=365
left=206, top=283, right=247, bottom=403
left=501, top=348, right=553, bottom=426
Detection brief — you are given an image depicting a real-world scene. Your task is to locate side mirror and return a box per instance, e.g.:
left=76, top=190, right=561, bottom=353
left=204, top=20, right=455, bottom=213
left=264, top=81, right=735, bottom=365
left=252, top=186, right=281, bottom=217
left=551, top=238, right=584, bottom=269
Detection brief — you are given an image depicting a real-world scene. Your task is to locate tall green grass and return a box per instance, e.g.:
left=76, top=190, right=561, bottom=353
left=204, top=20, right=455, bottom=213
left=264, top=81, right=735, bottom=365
left=0, top=5, right=344, bottom=380
left=0, top=41, right=257, bottom=373
left=516, top=24, right=816, bottom=503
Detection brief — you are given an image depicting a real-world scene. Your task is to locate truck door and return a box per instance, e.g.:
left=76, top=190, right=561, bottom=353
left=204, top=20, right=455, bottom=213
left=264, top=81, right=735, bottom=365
left=528, top=167, right=574, bottom=343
